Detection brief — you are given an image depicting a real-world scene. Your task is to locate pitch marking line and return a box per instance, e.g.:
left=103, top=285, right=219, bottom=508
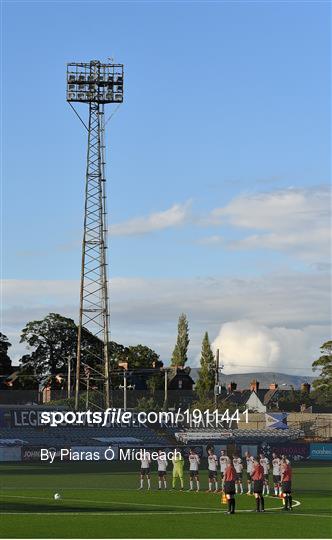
left=2, top=509, right=332, bottom=519
left=0, top=493, right=304, bottom=515
left=1, top=511, right=222, bottom=516
left=1, top=493, right=230, bottom=512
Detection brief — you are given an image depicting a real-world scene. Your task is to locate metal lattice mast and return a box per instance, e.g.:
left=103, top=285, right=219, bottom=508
left=66, top=60, right=123, bottom=410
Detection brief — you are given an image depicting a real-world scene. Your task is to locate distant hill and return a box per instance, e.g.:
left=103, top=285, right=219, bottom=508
left=189, top=369, right=315, bottom=389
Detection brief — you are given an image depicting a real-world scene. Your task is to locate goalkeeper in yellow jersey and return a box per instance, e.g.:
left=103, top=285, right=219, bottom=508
left=172, top=448, right=184, bottom=490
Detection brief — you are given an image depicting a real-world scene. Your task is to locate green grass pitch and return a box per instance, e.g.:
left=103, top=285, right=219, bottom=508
left=0, top=461, right=331, bottom=538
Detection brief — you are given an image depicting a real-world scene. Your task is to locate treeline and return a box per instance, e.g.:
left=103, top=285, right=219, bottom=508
left=0, top=314, right=331, bottom=409
left=0, top=312, right=216, bottom=401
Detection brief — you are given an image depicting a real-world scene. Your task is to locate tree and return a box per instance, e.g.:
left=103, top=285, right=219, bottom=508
left=109, top=341, right=126, bottom=366
left=16, top=356, right=41, bottom=389
left=147, top=372, right=164, bottom=397
left=171, top=313, right=190, bottom=366
left=18, top=312, right=162, bottom=393
left=125, top=345, right=161, bottom=369
left=195, top=332, right=215, bottom=402
left=191, top=396, right=216, bottom=413
left=19, top=313, right=105, bottom=385
left=277, top=390, right=312, bottom=412
left=20, top=313, right=78, bottom=383
left=116, top=344, right=162, bottom=395
left=0, top=333, right=12, bottom=376
left=312, top=340, right=332, bottom=400
left=312, top=341, right=332, bottom=389
left=136, top=396, right=161, bottom=412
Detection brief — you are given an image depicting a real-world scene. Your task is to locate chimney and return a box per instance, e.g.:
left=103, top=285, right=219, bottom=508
left=250, top=379, right=259, bottom=393
left=301, top=383, right=311, bottom=394
left=269, top=383, right=278, bottom=390
left=227, top=382, right=237, bottom=394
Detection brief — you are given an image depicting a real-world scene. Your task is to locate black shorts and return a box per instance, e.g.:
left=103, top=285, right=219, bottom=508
left=208, top=470, right=217, bottom=479
left=253, top=480, right=263, bottom=493
left=264, top=474, right=269, bottom=480
left=158, top=471, right=166, bottom=478
left=141, top=468, right=150, bottom=475
left=282, top=481, right=292, bottom=493
left=273, top=475, right=281, bottom=483
left=190, top=470, right=199, bottom=478
left=220, top=471, right=225, bottom=479
left=236, top=472, right=243, bottom=481
left=224, top=481, right=235, bottom=495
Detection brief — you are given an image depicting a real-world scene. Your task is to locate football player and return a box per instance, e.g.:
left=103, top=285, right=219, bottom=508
left=172, top=448, right=184, bottom=490
left=188, top=448, right=200, bottom=492
left=138, top=450, right=151, bottom=490
left=157, top=449, right=168, bottom=490
left=280, top=457, right=293, bottom=511
left=223, top=458, right=237, bottom=514
left=244, top=451, right=254, bottom=495
left=259, top=453, right=270, bottom=495
left=207, top=448, right=218, bottom=493
left=272, top=452, right=281, bottom=496
left=233, top=453, right=244, bottom=494
left=251, top=457, right=265, bottom=512
left=219, top=449, right=228, bottom=491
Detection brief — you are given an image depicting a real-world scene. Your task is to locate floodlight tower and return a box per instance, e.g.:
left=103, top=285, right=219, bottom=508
left=66, top=60, right=124, bottom=410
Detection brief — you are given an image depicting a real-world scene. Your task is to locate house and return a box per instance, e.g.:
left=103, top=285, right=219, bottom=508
left=117, top=361, right=164, bottom=391
left=115, top=362, right=195, bottom=409
left=223, top=380, right=267, bottom=412
left=223, top=379, right=312, bottom=413
left=167, top=366, right=195, bottom=409
left=263, top=383, right=295, bottom=409
left=167, top=366, right=195, bottom=391
left=117, top=363, right=195, bottom=392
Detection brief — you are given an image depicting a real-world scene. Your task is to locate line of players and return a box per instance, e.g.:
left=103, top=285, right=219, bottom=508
left=139, top=447, right=293, bottom=515
left=139, top=448, right=290, bottom=500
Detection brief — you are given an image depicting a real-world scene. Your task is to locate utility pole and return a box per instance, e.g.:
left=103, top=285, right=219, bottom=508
left=163, top=369, right=168, bottom=410
left=67, top=356, right=71, bottom=399
left=123, top=371, right=127, bottom=411
left=84, top=366, right=91, bottom=410
left=214, top=348, right=221, bottom=408
left=119, top=368, right=134, bottom=411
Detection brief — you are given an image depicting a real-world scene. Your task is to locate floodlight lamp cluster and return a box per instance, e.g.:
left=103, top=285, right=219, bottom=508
left=66, top=60, right=123, bottom=104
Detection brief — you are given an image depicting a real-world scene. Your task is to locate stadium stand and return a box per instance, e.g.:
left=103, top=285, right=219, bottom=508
left=174, top=427, right=305, bottom=444
left=0, top=426, right=170, bottom=446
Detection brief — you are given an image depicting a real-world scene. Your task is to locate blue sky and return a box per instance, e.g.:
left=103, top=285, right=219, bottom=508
left=2, top=1, right=331, bottom=373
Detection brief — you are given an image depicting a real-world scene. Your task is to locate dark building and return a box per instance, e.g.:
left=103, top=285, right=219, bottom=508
left=167, top=367, right=195, bottom=391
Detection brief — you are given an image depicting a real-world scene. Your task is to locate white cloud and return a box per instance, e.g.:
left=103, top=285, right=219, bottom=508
left=209, top=186, right=328, bottom=229
left=211, top=320, right=315, bottom=374
left=111, top=201, right=191, bottom=236
left=86, top=186, right=330, bottom=265
left=203, top=186, right=331, bottom=263
left=229, top=227, right=330, bottom=263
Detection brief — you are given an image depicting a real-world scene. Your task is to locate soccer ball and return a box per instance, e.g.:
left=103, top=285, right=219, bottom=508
left=54, top=493, right=61, bottom=500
